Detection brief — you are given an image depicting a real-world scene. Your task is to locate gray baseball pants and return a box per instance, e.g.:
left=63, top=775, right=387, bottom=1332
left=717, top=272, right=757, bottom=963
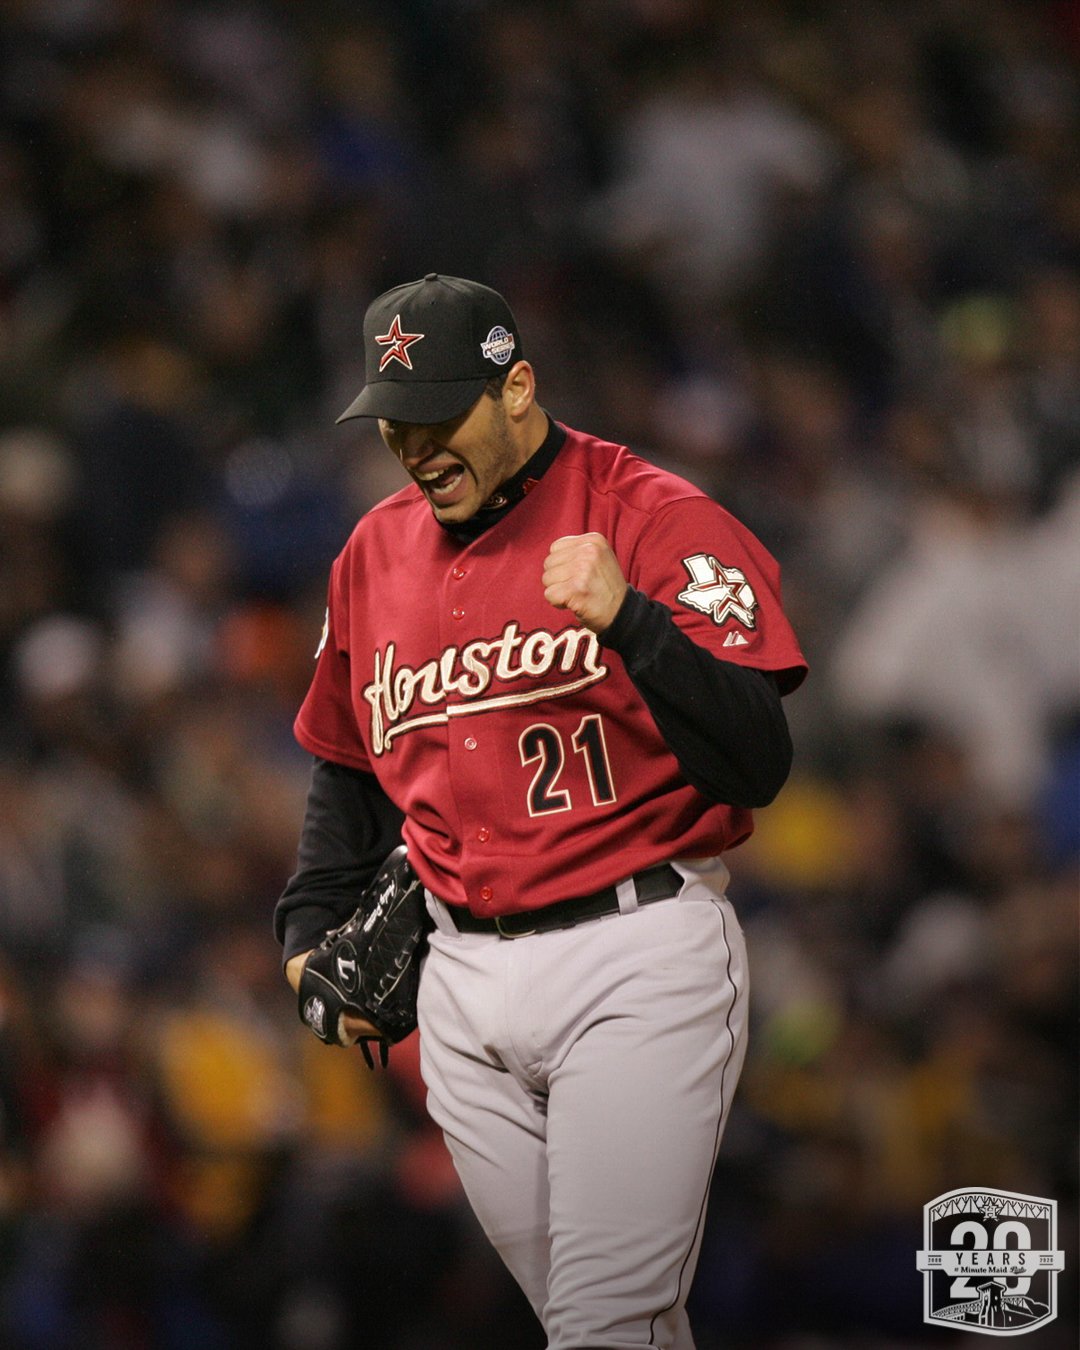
left=418, top=860, right=749, bottom=1350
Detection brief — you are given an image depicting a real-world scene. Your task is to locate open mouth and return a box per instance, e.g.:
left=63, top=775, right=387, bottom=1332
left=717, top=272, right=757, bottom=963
left=415, top=462, right=466, bottom=504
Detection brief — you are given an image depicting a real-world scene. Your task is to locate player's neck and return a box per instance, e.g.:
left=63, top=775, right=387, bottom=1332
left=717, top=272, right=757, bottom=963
left=514, top=402, right=551, bottom=467
left=440, top=414, right=565, bottom=542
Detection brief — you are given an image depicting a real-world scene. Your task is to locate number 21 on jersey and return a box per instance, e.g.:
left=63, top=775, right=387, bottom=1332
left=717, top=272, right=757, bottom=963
left=519, top=715, right=617, bottom=816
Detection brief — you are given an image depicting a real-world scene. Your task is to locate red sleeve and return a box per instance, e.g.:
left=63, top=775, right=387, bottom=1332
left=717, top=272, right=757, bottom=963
left=294, top=553, right=373, bottom=771
left=627, top=496, right=807, bottom=694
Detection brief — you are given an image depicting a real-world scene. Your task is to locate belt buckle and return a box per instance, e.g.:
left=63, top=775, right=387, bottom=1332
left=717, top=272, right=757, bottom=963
left=495, top=914, right=536, bottom=939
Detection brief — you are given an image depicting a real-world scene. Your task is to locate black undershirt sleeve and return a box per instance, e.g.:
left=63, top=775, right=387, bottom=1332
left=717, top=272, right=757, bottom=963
left=273, top=758, right=405, bottom=964
left=600, top=586, right=793, bottom=808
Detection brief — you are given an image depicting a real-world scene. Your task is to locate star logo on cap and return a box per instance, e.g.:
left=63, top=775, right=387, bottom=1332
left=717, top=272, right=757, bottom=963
left=375, top=314, right=425, bottom=371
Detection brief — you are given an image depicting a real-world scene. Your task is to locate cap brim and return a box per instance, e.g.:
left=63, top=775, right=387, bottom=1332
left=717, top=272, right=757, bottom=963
left=336, top=376, right=489, bottom=425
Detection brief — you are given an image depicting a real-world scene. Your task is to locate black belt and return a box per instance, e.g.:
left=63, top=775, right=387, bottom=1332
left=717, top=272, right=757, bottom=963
left=446, top=863, right=683, bottom=938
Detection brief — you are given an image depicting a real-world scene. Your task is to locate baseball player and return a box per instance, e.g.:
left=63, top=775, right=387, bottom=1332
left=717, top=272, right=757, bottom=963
left=276, top=274, right=806, bottom=1349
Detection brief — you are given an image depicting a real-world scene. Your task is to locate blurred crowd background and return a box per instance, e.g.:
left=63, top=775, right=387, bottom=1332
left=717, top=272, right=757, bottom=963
left=0, top=0, right=1076, bottom=1347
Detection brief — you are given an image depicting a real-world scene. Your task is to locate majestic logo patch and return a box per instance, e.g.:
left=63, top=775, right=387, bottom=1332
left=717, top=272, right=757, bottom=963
left=481, top=325, right=515, bottom=365
left=302, top=996, right=326, bottom=1038
left=375, top=314, right=424, bottom=371
left=916, top=1188, right=1064, bottom=1335
left=363, top=622, right=608, bottom=755
left=678, top=555, right=757, bottom=629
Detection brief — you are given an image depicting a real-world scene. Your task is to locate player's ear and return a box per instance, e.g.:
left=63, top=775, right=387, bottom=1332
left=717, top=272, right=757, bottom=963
left=502, top=361, right=535, bottom=420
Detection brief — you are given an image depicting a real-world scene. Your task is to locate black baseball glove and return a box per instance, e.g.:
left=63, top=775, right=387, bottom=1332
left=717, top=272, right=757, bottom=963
left=297, top=845, right=428, bottom=1067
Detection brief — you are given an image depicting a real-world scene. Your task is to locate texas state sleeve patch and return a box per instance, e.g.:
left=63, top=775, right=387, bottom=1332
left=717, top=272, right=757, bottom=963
left=677, top=554, right=758, bottom=629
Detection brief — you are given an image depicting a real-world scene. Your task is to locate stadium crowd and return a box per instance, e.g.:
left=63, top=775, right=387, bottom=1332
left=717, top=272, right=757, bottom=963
left=0, top=1, right=1075, bottom=1346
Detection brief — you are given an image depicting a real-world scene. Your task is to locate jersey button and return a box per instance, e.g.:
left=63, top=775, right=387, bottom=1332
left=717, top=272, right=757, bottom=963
left=479, top=885, right=493, bottom=902
left=476, top=827, right=490, bottom=842
left=451, top=565, right=467, bottom=579
left=452, top=606, right=465, bottom=619
left=464, top=736, right=477, bottom=751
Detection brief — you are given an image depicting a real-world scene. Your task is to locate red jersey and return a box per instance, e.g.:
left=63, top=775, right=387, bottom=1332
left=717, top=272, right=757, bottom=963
left=295, top=424, right=806, bottom=916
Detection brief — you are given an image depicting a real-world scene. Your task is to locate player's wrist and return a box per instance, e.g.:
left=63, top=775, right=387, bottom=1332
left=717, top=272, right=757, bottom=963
left=597, top=584, right=648, bottom=649
left=285, top=950, right=313, bottom=994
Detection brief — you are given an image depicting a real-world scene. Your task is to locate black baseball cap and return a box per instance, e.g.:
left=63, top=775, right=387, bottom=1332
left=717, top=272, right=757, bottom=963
left=336, top=274, right=524, bottom=425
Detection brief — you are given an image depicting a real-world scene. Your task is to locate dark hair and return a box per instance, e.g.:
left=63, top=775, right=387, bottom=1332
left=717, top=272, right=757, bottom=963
left=484, top=371, right=509, bottom=399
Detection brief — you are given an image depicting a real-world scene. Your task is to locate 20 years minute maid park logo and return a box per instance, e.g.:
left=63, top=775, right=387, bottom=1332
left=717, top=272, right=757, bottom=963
left=917, top=1188, right=1065, bottom=1335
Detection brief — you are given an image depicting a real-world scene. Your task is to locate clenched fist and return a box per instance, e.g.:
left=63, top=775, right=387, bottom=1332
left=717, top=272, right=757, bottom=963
left=542, top=533, right=628, bottom=635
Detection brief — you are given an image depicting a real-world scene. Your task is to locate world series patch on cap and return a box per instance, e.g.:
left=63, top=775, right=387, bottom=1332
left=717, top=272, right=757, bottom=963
left=337, top=274, right=524, bottom=426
